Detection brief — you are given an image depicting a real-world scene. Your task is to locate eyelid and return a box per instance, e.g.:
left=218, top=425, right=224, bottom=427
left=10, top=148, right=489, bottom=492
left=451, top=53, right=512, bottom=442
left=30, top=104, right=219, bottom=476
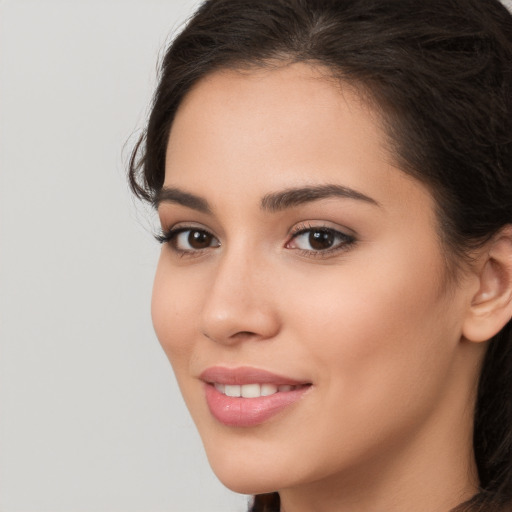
left=155, top=224, right=220, bottom=255
left=155, top=220, right=356, bottom=259
left=156, top=220, right=213, bottom=241
left=286, top=221, right=357, bottom=258
left=287, top=221, right=354, bottom=240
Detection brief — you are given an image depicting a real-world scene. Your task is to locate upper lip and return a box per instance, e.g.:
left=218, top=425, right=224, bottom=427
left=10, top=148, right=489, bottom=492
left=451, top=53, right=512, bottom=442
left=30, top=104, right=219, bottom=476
left=200, top=366, right=309, bottom=386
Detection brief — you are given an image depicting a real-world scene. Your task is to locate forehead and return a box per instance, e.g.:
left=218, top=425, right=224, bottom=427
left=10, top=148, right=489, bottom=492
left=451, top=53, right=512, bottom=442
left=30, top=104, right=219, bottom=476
left=164, top=62, right=431, bottom=216
left=168, top=63, right=383, bottom=155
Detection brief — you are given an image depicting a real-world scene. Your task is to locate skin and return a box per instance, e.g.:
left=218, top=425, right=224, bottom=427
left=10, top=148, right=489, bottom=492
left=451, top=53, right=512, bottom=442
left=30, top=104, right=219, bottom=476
left=152, top=63, right=488, bottom=512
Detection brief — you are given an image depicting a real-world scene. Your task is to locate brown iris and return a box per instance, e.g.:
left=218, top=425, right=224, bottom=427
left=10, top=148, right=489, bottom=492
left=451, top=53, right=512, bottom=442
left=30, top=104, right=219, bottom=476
left=308, top=230, right=335, bottom=250
left=187, top=230, right=214, bottom=249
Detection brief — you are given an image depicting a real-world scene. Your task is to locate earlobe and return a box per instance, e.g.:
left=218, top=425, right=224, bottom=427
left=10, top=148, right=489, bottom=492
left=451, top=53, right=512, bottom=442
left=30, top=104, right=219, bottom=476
left=462, top=226, right=512, bottom=343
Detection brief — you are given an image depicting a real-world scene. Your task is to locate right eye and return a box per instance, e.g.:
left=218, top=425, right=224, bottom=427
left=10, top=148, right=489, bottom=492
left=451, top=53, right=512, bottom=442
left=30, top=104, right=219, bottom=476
left=157, top=227, right=220, bottom=254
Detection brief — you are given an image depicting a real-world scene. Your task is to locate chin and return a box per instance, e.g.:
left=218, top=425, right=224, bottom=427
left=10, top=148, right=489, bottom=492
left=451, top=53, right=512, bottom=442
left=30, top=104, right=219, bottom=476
left=212, top=467, right=279, bottom=496
left=202, top=440, right=288, bottom=495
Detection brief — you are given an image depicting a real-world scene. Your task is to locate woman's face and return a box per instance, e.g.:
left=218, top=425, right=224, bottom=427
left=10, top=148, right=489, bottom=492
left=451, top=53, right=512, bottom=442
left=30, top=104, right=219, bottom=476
left=152, top=63, right=477, bottom=496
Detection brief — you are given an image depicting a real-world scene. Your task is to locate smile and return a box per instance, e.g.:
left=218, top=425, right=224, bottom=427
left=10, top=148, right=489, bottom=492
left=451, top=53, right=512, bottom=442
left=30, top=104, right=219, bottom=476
left=200, top=367, right=312, bottom=427
left=213, top=382, right=307, bottom=398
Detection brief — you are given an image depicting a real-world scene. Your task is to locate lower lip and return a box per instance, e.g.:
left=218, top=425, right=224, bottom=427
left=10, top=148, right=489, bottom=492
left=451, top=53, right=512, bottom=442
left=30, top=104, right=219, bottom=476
left=204, top=384, right=310, bottom=427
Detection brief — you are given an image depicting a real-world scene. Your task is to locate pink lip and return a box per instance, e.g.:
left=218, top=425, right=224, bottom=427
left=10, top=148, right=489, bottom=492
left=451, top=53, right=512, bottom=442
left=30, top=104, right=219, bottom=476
left=200, top=366, right=307, bottom=386
left=200, top=366, right=311, bottom=427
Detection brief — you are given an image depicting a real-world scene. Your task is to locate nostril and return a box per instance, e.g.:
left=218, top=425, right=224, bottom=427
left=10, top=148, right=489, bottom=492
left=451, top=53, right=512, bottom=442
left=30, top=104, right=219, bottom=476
left=230, top=330, right=267, bottom=342
left=202, top=330, right=254, bottom=338
left=202, top=330, right=261, bottom=343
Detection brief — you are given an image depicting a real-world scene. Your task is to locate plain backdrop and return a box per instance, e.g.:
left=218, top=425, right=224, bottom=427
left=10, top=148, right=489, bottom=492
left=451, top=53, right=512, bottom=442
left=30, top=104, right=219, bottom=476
left=1, top=1, right=512, bottom=511
left=0, top=0, right=248, bottom=511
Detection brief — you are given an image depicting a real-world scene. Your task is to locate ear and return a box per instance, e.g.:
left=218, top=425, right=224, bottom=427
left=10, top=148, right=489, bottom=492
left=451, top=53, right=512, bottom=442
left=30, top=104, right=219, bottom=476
left=462, top=226, right=512, bottom=343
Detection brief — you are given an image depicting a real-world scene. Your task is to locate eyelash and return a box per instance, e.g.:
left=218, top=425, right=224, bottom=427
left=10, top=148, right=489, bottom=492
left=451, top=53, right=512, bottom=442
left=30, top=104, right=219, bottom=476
left=155, top=226, right=219, bottom=257
left=156, top=223, right=356, bottom=259
left=286, top=223, right=356, bottom=258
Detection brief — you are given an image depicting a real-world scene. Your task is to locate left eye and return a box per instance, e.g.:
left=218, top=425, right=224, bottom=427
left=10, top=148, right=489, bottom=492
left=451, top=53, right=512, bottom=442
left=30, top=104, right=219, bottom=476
left=287, top=228, right=354, bottom=252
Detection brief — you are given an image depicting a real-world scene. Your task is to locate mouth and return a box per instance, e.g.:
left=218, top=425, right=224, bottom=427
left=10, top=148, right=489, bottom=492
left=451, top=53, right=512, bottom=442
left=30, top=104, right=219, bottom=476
left=200, top=366, right=312, bottom=427
left=211, top=382, right=309, bottom=398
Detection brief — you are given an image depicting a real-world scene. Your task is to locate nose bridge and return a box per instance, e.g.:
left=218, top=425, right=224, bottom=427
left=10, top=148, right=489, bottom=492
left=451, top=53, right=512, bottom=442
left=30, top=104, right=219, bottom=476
left=200, top=240, right=279, bottom=344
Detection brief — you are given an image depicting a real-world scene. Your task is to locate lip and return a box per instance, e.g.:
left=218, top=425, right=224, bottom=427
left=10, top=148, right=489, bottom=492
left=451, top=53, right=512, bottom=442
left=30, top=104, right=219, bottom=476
left=200, top=365, right=307, bottom=386
left=200, top=366, right=311, bottom=427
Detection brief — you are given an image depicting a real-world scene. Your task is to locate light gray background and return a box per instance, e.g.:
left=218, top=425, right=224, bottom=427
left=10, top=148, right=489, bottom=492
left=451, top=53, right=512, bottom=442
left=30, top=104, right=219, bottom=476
left=0, top=1, right=247, bottom=511
left=1, top=1, right=511, bottom=511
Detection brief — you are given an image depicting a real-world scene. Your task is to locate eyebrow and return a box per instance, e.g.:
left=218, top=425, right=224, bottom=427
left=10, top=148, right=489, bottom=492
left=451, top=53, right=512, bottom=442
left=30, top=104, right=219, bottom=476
left=154, top=184, right=379, bottom=213
left=154, top=187, right=211, bottom=213
left=260, top=184, right=380, bottom=212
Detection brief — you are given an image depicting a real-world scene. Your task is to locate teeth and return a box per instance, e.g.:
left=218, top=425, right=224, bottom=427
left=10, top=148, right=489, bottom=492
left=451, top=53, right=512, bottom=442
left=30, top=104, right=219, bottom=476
left=224, top=385, right=241, bottom=397
left=213, top=383, right=299, bottom=398
left=241, top=383, right=261, bottom=398
left=261, top=384, right=278, bottom=396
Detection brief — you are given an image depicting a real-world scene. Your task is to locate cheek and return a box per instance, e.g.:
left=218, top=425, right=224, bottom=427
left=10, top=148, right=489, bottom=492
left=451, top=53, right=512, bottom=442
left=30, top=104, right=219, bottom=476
left=283, top=250, right=456, bottom=410
left=151, top=255, right=199, bottom=367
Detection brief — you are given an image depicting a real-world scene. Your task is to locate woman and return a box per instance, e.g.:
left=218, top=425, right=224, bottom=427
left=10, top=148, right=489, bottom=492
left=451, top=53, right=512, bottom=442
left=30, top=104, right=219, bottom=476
left=129, top=1, right=512, bottom=510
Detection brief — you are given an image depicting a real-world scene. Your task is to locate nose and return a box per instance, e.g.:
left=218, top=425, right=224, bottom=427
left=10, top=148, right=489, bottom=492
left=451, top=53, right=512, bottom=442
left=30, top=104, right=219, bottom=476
left=200, top=248, right=281, bottom=345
